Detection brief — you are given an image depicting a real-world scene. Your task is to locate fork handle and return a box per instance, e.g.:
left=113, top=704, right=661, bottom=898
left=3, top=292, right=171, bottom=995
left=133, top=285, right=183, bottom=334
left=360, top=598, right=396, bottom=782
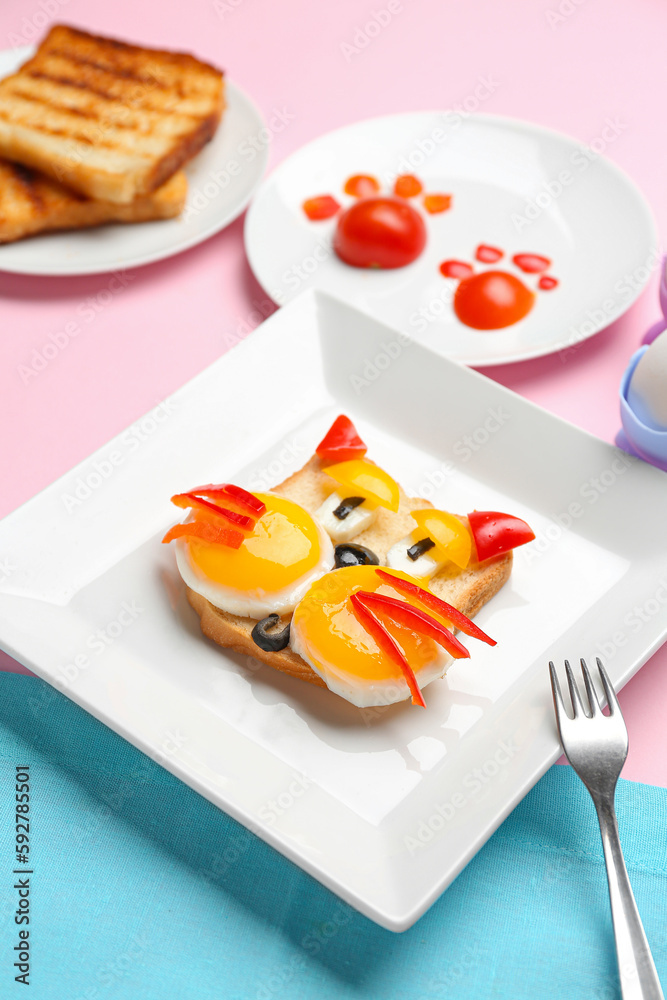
left=594, top=797, right=664, bottom=1000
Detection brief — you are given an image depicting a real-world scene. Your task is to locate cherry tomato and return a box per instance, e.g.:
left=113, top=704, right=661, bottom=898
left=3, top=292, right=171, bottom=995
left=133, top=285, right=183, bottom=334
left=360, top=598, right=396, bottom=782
left=333, top=196, right=427, bottom=269
left=454, top=270, right=535, bottom=329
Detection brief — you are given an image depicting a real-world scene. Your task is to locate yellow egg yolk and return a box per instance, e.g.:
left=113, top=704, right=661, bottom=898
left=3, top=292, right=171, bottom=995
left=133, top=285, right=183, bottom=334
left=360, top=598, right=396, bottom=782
left=292, top=565, right=443, bottom=684
left=186, top=493, right=323, bottom=594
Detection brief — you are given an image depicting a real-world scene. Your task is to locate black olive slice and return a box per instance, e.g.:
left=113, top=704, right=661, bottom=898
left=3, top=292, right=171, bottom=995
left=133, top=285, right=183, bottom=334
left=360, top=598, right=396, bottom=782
left=333, top=496, right=366, bottom=520
left=407, top=537, right=435, bottom=561
left=334, top=543, right=380, bottom=568
left=251, top=614, right=291, bottom=652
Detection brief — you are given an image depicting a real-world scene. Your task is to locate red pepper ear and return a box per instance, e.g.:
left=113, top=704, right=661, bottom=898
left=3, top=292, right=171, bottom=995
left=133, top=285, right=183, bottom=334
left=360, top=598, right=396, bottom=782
left=316, top=415, right=367, bottom=463
left=467, top=510, right=535, bottom=563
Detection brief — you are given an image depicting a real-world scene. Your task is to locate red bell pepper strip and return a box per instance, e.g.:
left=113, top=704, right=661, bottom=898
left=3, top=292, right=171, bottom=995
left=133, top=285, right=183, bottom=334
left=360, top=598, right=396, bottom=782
left=162, top=520, right=244, bottom=548
left=302, top=195, right=340, bottom=221
left=375, top=569, right=496, bottom=646
left=170, top=493, right=255, bottom=531
left=356, top=591, right=470, bottom=660
left=423, top=193, right=452, bottom=214
left=467, top=510, right=535, bottom=563
left=316, top=415, right=367, bottom=463
left=187, top=483, right=266, bottom=518
left=350, top=593, right=426, bottom=707
left=394, top=174, right=423, bottom=198
left=344, top=174, right=381, bottom=198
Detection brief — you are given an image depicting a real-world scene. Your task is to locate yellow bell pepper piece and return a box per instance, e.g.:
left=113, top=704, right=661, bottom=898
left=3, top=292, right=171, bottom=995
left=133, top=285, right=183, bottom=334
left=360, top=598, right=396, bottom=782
left=325, top=459, right=400, bottom=513
left=410, top=509, right=471, bottom=569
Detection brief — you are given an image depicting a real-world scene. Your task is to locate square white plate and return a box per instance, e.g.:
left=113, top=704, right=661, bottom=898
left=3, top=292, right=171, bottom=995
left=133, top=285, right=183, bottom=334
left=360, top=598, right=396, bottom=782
left=1, top=290, right=666, bottom=931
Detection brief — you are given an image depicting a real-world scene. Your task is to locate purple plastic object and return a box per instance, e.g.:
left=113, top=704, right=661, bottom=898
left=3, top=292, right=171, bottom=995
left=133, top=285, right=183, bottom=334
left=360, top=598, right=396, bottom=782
left=617, top=258, right=667, bottom=470
left=616, top=346, right=667, bottom=472
left=642, top=254, right=667, bottom=345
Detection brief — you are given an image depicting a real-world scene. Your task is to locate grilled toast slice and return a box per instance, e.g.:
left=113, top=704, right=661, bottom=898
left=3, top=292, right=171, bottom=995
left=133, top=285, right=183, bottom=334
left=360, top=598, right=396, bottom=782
left=185, top=456, right=512, bottom=687
left=0, top=25, right=224, bottom=203
left=0, top=160, right=187, bottom=243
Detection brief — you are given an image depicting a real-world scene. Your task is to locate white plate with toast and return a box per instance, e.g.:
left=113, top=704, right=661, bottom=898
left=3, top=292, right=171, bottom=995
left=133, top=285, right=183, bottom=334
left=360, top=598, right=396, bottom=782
left=244, top=111, right=657, bottom=366
left=0, top=291, right=665, bottom=930
left=0, top=43, right=268, bottom=275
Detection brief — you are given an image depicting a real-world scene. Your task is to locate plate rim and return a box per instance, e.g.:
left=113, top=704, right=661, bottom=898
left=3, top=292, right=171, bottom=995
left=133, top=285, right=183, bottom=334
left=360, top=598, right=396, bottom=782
left=0, top=45, right=268, bottom=277
left=244, top=109, right=658, bottom=367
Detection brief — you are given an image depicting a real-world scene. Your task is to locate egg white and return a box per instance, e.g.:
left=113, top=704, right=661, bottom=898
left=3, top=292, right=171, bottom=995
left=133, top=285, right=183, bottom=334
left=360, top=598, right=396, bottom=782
left=290, top=624, right=451, bottom=708
left=314, top=490, right=378, bottom=542
left=175, top=514, right=335, bottom=618
left=387, top=533, right=443, bottom=580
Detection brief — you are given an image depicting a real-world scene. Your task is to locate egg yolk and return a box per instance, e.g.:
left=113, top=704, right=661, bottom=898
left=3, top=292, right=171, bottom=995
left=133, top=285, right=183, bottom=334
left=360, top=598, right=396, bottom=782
left=292, top=566, right=443, bottom=684
left=186, top=493, right=323, bottom=594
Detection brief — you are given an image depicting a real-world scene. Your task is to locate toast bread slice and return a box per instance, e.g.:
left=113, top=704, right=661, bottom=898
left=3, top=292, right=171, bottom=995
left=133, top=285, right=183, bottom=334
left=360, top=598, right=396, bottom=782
left=0, top=25, right=224, bottom=203
left=185, top=456, right=512, bottom=688
left=0, top=160, right=187, bottom=242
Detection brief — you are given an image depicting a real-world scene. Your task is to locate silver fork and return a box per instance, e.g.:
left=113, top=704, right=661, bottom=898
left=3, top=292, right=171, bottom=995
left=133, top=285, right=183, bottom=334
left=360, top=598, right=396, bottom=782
left=549, top=657, right=664, bottom=1000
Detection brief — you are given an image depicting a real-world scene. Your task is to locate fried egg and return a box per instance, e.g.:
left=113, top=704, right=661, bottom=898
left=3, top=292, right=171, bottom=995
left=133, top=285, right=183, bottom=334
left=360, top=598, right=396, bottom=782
left=290, top=565, right=451, bottom=708
left=175, top=492, right=335, bottom=618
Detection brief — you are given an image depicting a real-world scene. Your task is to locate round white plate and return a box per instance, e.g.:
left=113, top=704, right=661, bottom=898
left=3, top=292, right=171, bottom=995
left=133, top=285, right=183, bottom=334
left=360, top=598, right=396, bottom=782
left=245, top=112, right=657, bottom=366
left=0, top=46, right=268, bottom=276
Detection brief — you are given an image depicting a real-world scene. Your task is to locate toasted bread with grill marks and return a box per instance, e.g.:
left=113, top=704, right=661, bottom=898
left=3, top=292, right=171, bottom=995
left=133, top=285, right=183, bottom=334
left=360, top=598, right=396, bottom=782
left=0, top=160, right=187, bottom=243
left=186, top=456, right=512, bottom=688
left=0, top=25, right=224, bottom=203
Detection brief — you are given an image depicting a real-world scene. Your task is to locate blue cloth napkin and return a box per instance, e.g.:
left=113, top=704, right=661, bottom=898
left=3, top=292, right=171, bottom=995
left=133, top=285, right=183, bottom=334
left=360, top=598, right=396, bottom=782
left=0, top=673, right=666, bottom=1000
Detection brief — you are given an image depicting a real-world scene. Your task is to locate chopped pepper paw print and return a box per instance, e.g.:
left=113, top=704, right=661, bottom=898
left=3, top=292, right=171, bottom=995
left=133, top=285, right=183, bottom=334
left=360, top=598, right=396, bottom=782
left=439, top=244, right=559, bottom=329
left=302, top=173, right=452, bottom=270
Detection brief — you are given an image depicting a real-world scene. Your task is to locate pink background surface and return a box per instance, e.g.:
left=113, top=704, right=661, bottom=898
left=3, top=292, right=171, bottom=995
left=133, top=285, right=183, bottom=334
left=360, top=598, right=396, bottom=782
left=0, top=1, right=666, bottom=781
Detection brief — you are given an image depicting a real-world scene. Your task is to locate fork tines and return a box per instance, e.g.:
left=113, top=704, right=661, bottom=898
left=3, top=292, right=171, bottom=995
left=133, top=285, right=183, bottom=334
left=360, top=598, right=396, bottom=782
left=549, top=657, right=619, bottom=720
